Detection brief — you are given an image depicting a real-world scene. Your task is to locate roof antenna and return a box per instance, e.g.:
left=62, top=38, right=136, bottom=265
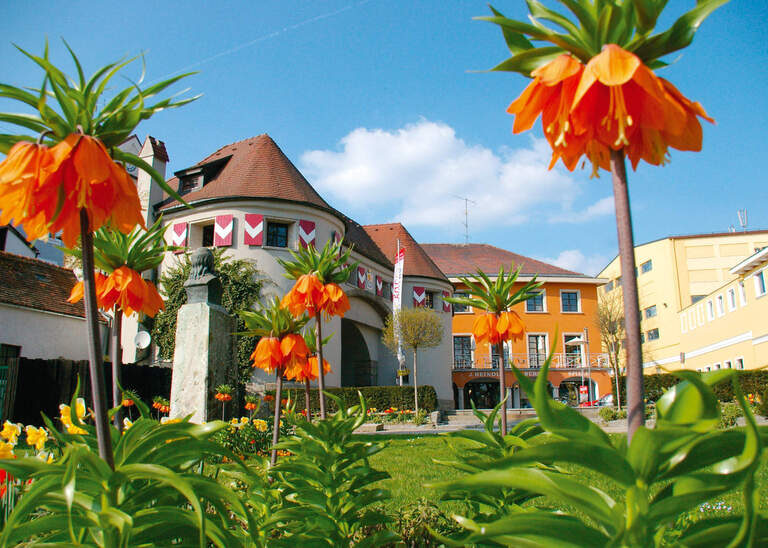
left=737, top=208, right=748, bottom=232
left=452, top=194, right=476, bottom=245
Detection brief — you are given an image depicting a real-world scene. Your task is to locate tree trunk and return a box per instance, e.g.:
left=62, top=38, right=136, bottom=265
left=304, top=379, right=312, bottom=423
left=111, top=309, right=123, bottom=430
left=610, top=149, right=644, bottom=440
left=270, top=370, right=283, bottom=468
left=413, top=348, right=419, bottom=416
left=315, top=317, right=327, bottom=419
left=496, top=340, right=507, bottom=435
left=80, top=210, right=114, bottom=469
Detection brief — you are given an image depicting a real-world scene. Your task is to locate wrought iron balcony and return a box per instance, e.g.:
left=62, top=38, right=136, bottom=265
left=452, top=353, right=610, bottom=371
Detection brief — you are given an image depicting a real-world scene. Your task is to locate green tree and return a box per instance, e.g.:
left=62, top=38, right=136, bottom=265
left=382, top=307, right=444, bottom=415
left=152, top=249, right=263, bottom=386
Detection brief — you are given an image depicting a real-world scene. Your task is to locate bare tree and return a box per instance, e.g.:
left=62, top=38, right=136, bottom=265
left=382, top=307, right=444, bottom=415
left=598, top=291, right=625, bottom=410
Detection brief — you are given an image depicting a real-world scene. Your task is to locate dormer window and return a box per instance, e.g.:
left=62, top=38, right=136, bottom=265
left=174, top=155, right=232, bottom=196
left=180, top=173, right=203, bottom=194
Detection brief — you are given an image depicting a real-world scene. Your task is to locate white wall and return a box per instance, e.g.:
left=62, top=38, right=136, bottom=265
left=0, top=304, right=105, bottom=361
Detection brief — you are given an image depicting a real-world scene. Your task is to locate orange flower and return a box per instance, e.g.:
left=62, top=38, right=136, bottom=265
left=507, top=46, right=713, bottom=175
left=251, top=337, right=284, bottom=373
left=321, top=283, right=350, bottom=318
left=472, top=311, right=525, bottom=345
left=0, top=135, right=145, bottom=248
left=244, top=402, right=258, bottom=411
left=68, top=266, right=164, bottom=318
left=280, top=333, right=309, bottom=370
left=281, top=274, right=326, bottom=317
left=0, top=142, right=58, bottom=242
left=288, top=354, right=331, bottom=383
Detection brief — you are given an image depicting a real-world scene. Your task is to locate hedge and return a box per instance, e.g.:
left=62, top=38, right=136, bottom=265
left=611, top=370, right=768, bottom=405
left=266, top=385, right=438, bottom=414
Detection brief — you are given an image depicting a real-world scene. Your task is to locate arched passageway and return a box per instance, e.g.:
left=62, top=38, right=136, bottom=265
left=463, top=379, right=500, bottom=409
left=340, top=319, right=372, bottom=387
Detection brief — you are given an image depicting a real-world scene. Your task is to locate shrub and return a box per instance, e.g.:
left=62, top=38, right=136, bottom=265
left=719, top=402, right=743, bottom=429
left=269, top=385, right=438, bottom=414
left=392, top=499, right=463, bottom=547
left=598, top=406, right=627, bottom=423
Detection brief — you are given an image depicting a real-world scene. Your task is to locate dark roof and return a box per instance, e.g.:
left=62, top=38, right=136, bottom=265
left=0, top=251, right=85, bottom=318
left=420, top=243, right=582, bottom=277
left=340, top=216, right=392, bottom=270
left=363, top=224, right=449, bottom=283
left=148, top=136, right=169, bottom=162
left=159, top=135, right=334, bottom=212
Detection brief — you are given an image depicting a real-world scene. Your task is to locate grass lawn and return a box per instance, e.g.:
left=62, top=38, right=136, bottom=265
left=366, top=431, right=768, bottom=522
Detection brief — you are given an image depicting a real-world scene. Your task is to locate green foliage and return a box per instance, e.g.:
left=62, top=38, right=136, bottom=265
left=389, top=498, right=463, bottom=547
left=477, top=0, right=730, bottom=74
left=273, top=385, right=439, bottom=414
left=0, top=41, right=196, bottom=200
left=598, top=405, right=627, bottom=422
left=277, top=239, right=355, bottom=285
left=445, top=265, right=541, bottom=315
left=761, top=388, right=768, bottom=418
left=436, top=353, right=768, bottom=546
left=433, top=402, right=547, bottom=527
left=0, top=389, right=254, bottom=547
left=268, top=393, right=399, bottom=546
left=212, top=417, right=286, bottom=459
left=152, top=248, right=263, bottom=385
left=239, top=296, right=309, bottom=339
left=613, top=369, right=768, bottom=405
left=720, top=401, right=744, bottom=429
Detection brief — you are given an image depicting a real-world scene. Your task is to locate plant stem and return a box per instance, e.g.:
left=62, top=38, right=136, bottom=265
left=110, top=308, right=123, bottom=430
left=413, top=347, right=419, bottom=416
left=610, top=149, right=644, bottom=440
left=496, top=340, right=507, bottom=435
left=79, top=210, right=114, bottom=469
left=270, top=370, right=283, bottom=467
left=315, top=317, right=327, bottom=420
left=304, top=379, right=312, bottom=423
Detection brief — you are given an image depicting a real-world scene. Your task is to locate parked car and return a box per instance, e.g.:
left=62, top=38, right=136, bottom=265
left=579, top=394, right=613, bottom=408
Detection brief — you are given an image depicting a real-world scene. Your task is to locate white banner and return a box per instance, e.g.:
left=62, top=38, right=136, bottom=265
left=392, top=246, right=406, bottom=370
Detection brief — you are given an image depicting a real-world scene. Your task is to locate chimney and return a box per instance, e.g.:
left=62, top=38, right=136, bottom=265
left=137, top=136, right=169, bottom=225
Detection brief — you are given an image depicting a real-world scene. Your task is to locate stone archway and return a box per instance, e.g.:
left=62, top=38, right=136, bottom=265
left=340, top=318, right=372, bottom=387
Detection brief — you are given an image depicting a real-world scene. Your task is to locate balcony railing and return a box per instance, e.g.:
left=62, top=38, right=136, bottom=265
left=452, top=353, right=610, bottom=371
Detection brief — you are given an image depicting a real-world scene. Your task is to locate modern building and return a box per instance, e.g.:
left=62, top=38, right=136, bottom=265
left=677, top=246, right=768, bottom=372
left=422, top=243, right=609, bottom=409
left=598, top=230, right=768, bottom=371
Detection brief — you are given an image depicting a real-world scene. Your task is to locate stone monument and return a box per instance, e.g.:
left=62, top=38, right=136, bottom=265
left=170, top=248, right=237, bottom=422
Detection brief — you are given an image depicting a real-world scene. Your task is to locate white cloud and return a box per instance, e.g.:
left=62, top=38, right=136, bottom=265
left=300, top=119, right=606, bottom=230
left=553, top=196, right=615, bottom=224
left=539, top=249, right=609, bottom=277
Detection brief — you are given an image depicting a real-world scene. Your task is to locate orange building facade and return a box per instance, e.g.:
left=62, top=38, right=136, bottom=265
left=422, top=244, right=612, bottom=409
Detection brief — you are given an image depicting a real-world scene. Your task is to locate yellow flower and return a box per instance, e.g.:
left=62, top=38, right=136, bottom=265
left=240, top=417, right=249, bottom=425
left=0, top=421, right=21, bottom=445
left=25, top=425, right=47, bottom=451
left=253, top=419, right=268, bottom=432
left=0, top=441, right=15, bottom=459
left=37, top=451, right=54, bottom=464
left=230, top=418, right=241, bottom=427
left=123, top=417, right=134, bottom=430
left=59, top=398, right=88, bottom=428
left=66, top=424, right=87, bottom=435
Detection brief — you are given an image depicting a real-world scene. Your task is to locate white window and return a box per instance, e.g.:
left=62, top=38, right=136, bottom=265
left=527, top=334, right=548, bottom=368
left=452, top=292, right=470, bottom=314
left=714, top=363, right=721, bottom=370
left=736, top=357, right=745, bottom=370
left=755, top=270, right=767, bottom=297
left=645, top=305, right=657, bottom=318
left=453, top=335, right=473, bottom=369
left=526, top=289, right=547, bottom=313
left=560, top=290, right=581, bottom=313
left=647, top=328, right=660, bottom=341
left=706, top=366, right=711, bottom=372
left=725, top=360, right=732, bottom=369
left=727, top=288, right=737, bottom=311
left=680, top=315, right=687, bottom=334
left=688, top=309, right=696, bottom=331
left=739, top=281, right=747, bottom=305
left=696, top=304, right=704, bottom=326
left=563, top=334, right=585, bottom=367
left=706, top=300, right=714, bottom=321
left=716, top=295, right=725, bottom=317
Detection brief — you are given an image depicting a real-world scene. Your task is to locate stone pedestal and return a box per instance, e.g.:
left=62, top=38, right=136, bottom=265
left=170, top=248, right=236, bottom=423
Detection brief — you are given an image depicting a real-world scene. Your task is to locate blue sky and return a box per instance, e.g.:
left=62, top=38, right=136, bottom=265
left=3, top=1, right=766, bottom=275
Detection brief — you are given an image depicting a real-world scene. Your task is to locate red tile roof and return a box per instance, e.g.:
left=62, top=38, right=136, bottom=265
left=341, top=216, right=392, bottom=269
left=0, top=251, right=86, bottom=318
left=363, top=224, right=449, bottom=283
left=159, top=135, right=334, bottom=213
left=148, top=136, right=169, bottom=162
left=420, top=243, right=582, bottom=277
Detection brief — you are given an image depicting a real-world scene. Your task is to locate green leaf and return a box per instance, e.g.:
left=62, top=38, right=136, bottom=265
left=655, top=370, right=721, bottom=431
left=489, top=47, right=564, bottom=76
left=488, top=5, right=535, bottom=54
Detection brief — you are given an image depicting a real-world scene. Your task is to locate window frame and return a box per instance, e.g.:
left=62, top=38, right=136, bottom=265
left=706, top=300, right=715, bottom=321
left=640, top=260, right=653, bottom=274
left=735, top=357, right=745, bottom=370
left=452, top=334, right=473, bottom=369
left=265, top=220, right=291, bottom=248
left=559, top=289, right=581, bottom=313
left=716, top=294, right=725, bottom=317
left=646, top=328, right=660, bottom=341
left=754, top=269, right=767, bottom=298
left=526, top=333, right=549, bottom=369
left=451, top=291, right=471, bottom=314
left=526, top=289, right=547, bottom=313
left=727, top=288, right=737, bottom=311
left=424, top=291, right=435, bottom=309
left=739, top=281, right=748, bottom=305
left=644, top=304, right=657, bottom=319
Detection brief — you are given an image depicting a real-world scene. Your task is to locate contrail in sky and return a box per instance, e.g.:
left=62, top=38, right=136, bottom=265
left=152, top=0, right=374, bottom=83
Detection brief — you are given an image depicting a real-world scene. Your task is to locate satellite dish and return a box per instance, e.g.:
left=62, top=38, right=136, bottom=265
left=134, top=331, right=151, bottom=350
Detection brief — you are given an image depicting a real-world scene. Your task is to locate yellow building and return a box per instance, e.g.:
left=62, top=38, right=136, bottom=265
left=597, top=230, right=768, bottom=371
left=678, top=247, right=768, bottom=372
